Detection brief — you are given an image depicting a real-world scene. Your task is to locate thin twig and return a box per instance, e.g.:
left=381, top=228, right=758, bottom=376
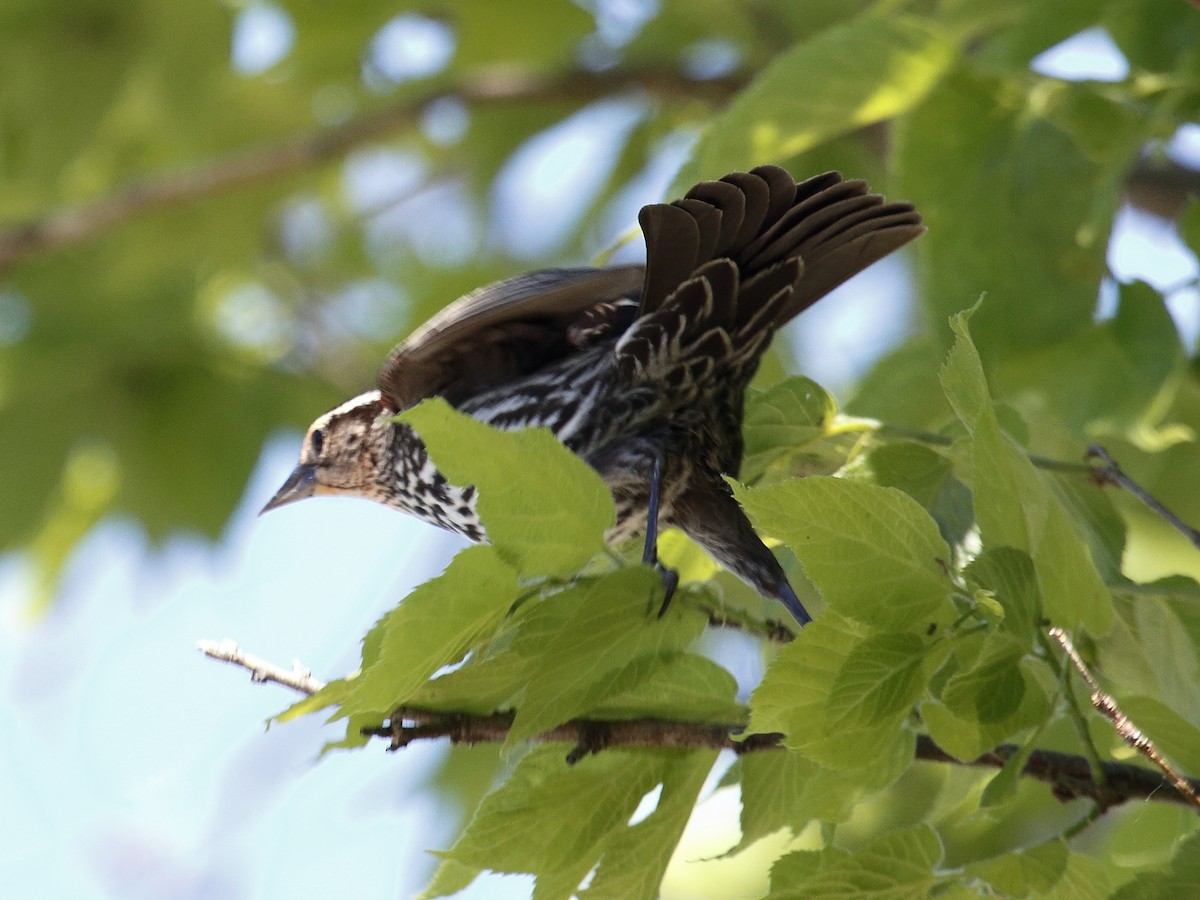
left=197, top=639, right=325, bottom=695
left=1049, top=627, right=1200, bottom=812
left=696, top=601, right=796, bottom=643
left=871, top=424, right=1094, bottom=475
left=1037, top=630, right=1110, bottom=799
left=1087, top=444, right=1200, bottom=551
left=0, top=67, right=744, bottom=272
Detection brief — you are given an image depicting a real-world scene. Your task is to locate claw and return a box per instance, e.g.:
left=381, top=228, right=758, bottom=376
left=642, top=454, right=680, bottom=615
left=656, top=565, right=680, bottom=617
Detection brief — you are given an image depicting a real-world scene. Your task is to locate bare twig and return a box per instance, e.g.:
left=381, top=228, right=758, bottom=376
left=1087, top=444, right=1200, bottom=551
left=0, top=67, right=744, bottom=272
left=1049, top=627, right=1200, bottom=811
left=197, top=639, right=325, bottom=695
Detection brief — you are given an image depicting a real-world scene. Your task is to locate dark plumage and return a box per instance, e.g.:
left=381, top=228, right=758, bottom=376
left=263, top=167, right=924, bottom=625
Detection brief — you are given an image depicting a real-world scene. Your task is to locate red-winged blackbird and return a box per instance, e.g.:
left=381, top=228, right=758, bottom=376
left=263, top=167, right=924, bottom=625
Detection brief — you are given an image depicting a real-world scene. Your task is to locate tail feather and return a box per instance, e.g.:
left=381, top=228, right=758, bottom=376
left=624, top=166, right=922, bottom=384
left=682, top=179, right=746, bottom=255
left=642, top=167, right=921, bottom=326
left=638, top=203, right=701, bottom=315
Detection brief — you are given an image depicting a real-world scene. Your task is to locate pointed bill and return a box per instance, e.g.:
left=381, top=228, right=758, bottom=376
left=260, top=463, right=318, bottom=515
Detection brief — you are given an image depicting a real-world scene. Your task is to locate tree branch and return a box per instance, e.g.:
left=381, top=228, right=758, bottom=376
left=197, top=639, right=326, bottom=695
left=0, top=67, right=744, bottom=273
left=365, top=705, right=1200, bottom=810
left=1050, top=626, right=1200, bottom=811
left=195, top=640, right=1200, bottom=811
left=1087, top=444, right=1200, bottom=552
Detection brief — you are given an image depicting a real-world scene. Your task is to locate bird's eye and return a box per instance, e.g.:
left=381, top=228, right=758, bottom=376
left=310, top=429, right=325, bottom=455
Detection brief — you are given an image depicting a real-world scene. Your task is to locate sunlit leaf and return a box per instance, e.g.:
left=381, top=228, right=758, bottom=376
left=401, top=398, right=614, bottom=577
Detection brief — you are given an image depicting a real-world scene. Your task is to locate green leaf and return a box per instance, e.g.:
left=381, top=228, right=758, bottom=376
left=1046, top=473, right=1127, bottom=586
left=1180, top=197, right=1200, bottom=259
left=860, top=441, right=953, bottom=509
left=1103, top=582, right=1200, bottom=717
left=410, top=629, right=534, bottom=714
left=845, top=338, right=953, bottom=430
left=449, top=0, right=593, bottom=70
left=964, top=840, right=1069, bottom=897
left=273, top=676, right=353, bottom=726
left=980, top=714, right=1050, bottom=807
left=749, top=611, right=917, bottom=777
left=741, top=376, right=836, bottom=481
left=965, top=547, right=1042, bottom=640
left=736, top=476, right=954, bottom=631
left=422, top=858, right=481, bottom=900
left=437, top=746, right=663, bottom=897
left=401, top=398, right=614, bottom=578
left=1104, top=0, right=1200, bottom=74
left=828, top=633, right=929, bottom=726
left=732, top=752, right=856, bottom=853
left=1117, top=695, right=1200, bottom=776
left=680, top=14, right=956, bottom=185
left=1035, top=501, right=1115, bottom=633
left=767, top=825, right=944, bottom=899
left=589, top=653, right=744, bottom=722
left=338, top=545, right=521, bottom=719
left=434, top=746, right=717, bottom=900
left=1111, top=831, right=1200, bottom=900
left=941, top=310, right=1113, bottom=634
left=939, top=632, right=1027, bottom=723
left=506, top=566, right=707, bottom=746
left=921, top=658, right=1052, bottom=760
left=995, top=282, right=1186, bottom=445
left=1043, top=852, right=1110, bottom=900
left=897, top=68, right=1139, bottom=360
left=580, top=751, right=718, bottom=900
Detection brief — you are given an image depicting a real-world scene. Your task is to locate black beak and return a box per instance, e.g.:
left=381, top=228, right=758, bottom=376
left=260, top=463, right=318, bottom=515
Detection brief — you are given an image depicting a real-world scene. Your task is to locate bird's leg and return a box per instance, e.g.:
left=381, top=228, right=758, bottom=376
left=643, top=454, right=680, bottom=615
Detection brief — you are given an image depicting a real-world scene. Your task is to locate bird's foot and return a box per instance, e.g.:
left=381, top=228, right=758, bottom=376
left=655, top=564, right=680, bottom=617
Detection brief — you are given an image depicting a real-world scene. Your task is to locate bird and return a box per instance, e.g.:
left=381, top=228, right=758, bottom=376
left=262, top=166, right=924, bottom=625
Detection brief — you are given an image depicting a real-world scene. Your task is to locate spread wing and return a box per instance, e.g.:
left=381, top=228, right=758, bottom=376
left=378, top=265, right=645, bottom=410
left=380, top=167, right=923, bottom=411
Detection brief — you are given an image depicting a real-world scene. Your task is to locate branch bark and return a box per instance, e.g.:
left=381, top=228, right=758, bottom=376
left=1088, top=444, right=1200, bottom=552
left=1050, top=626, right=1200, bottom=811
left=198, top=640, right=1200, bottom=811
left=198, top=639, right=326, bottom=695
left=5, top=67, right=1195, bottom=274
left=367, top=705, right=1200, bottom=810
left=0, top=67, right=744, bottom=273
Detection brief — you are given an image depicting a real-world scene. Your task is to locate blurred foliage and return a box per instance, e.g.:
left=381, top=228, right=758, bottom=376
left=4, top=0, right=1200, bottom=896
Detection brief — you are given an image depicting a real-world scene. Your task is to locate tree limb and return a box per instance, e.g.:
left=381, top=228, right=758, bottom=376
left=197, top=639, right=1200, bottom=811
left=6, top=66, right=1196, bottom=274
left=0, top=67, right=744, bottom=273
left=366, top=705, right=1200, bottom=810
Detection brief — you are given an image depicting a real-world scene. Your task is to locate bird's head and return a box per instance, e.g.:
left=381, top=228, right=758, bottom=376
left=261, top=390, right=395, bottom=513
